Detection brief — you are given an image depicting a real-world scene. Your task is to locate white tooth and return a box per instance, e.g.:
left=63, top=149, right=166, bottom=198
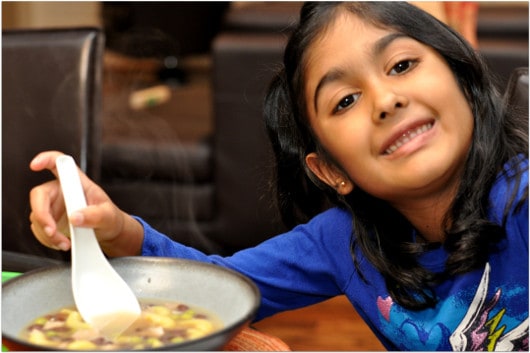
left=385, top=123, right=433, bottom=155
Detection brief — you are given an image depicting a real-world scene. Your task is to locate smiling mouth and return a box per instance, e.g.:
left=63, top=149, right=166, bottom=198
left=384, top=122, right=434, bottom=155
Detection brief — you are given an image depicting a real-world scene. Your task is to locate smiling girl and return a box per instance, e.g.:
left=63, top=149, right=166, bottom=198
left=29, top=2, right=528, bottom=350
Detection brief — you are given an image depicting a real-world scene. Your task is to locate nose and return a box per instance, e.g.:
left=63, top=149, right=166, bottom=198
left=370, top=82, right=408, bottom=122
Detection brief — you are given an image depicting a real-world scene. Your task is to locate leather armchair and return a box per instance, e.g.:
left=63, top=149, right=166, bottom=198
left=98, top=4, right=301, bottom=255
left=503, top=67, right=529, bottom=116
left=100, top=138, right=219, bottom=252
left=99, top=48, right=290, bottom=255
left=476, top=4, right=529, bottom=91
left=2, top=28, right=104, bottom=267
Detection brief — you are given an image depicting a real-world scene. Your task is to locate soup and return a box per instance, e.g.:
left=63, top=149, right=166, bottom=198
left=21, top=300, right=223, bottom=350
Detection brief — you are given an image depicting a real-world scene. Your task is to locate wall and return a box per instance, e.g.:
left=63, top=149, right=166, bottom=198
left=2, top=2, right=101, bottom=29
left=4, top=1, right=526, bottom=31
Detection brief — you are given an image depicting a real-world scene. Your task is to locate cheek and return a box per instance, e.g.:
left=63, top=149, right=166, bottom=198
left=458, top=110, right=474, bottom=154
left=422, top=67, right=474, bottom=134
left=441, top=84, right=474, bottom=137
left=315, top=120, right=374, bottom=178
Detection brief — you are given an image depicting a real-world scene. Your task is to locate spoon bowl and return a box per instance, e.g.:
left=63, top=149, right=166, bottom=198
left=56, top=155, right=141, bottom=338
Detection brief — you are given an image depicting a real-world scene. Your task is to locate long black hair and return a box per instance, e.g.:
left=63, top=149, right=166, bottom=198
left=264, top=2, right=528, bottom=309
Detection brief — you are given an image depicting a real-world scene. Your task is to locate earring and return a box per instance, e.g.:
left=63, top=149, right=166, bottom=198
left=336, top=180, right=346, bottom=188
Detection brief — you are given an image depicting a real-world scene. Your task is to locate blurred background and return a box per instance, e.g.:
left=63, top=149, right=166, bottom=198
left=3, top=2, right=528, bottom=350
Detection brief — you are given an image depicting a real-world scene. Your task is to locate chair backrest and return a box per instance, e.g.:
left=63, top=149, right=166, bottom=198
left=503, top=67, right=529, bottom=117
left=2, top=28, right=104, bottom=263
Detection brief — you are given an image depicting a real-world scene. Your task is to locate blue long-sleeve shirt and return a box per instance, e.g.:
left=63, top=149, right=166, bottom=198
left=139, top=158, right=528, bottom=350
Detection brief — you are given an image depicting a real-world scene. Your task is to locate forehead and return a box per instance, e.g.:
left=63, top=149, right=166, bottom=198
left=305, top=10, right=391, bottom=68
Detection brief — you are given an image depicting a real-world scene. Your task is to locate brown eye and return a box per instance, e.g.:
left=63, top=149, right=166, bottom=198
left=390, top=60, right=416, bottom=75
left=334, top=93, right=360, bottom=113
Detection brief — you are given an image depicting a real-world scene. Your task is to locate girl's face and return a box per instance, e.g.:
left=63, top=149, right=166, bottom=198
left=304, top=11, right=474, bottom=208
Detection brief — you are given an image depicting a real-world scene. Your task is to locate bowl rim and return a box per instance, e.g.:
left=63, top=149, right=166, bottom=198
left=2, top=256, right=261, bottom=351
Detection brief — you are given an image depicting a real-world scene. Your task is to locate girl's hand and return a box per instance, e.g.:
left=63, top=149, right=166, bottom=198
left=29, top=151, right=144, bottom=257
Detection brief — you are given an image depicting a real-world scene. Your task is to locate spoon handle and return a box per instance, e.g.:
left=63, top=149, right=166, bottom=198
left=56, top=155, right=89, bottom=214
left=55, top=155, right=102, bottom=258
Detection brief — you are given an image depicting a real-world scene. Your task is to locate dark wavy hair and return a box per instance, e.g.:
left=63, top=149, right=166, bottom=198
left=264, top=2, right=528, bottom=309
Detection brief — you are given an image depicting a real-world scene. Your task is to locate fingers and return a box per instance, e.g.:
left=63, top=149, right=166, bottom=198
left=29, top=179, right=71, bottom=251
left=29, top=150, right=65, bottom=175
left=30, top=215, right=71, bottom=251
left=29, top=151, right=76, bottom=252
left=29, top=180, right=61, bottom=235
left=31, top=151, right=96, bottom=198
left=29, top=150, right=124, bottom=252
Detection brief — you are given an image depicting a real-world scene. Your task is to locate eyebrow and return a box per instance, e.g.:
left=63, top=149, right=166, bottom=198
left=312, top=32, right=407, bottom=113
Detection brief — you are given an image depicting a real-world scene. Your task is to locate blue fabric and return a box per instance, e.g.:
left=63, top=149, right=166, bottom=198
left=140, top=157, right=528, bottom=350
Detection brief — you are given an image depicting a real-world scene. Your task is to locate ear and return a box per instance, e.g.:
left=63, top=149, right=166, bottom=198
left=305, top=152, right=353, bottom=195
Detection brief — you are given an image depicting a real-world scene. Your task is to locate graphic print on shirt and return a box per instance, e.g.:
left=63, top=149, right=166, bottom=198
left=449, top=263, right=528, bottom=351
left=377, top=263, right=529, bottom=351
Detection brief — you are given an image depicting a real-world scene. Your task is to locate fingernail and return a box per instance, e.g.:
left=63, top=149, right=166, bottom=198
left=70, top=212, right=84, bottom=226
left=44, top=226, right=54, bottom=237
left=58, top=242, right=69, bottom=251
left=31, top=155, right=42, bottom=165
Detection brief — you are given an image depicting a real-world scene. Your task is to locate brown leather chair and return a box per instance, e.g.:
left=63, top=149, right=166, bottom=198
left=503, top=67, right=529, bottom=115
left=477, top=4, right=529, bottom=91
left=210, top=30, right=292, bottom=252
left=2, top=28, right=104, bottom=269
left=100, top=4, right=300, bottom=255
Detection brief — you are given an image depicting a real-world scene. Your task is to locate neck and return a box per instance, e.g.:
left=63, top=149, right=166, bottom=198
left=391, top=190, right=456, bottom=243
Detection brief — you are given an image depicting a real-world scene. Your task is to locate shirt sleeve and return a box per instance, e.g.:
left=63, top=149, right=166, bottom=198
left=137, top=207, right=357, bottom=320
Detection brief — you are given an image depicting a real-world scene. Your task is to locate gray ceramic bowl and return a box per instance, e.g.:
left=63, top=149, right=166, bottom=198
left=2, top=257, right=260, bottom=351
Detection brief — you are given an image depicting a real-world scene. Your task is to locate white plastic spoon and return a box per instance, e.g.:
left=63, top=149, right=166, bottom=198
left=56, top=155, right=141, bottom=338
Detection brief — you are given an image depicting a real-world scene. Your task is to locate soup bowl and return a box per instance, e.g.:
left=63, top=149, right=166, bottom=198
left=2, top=257, right=260, bottom=351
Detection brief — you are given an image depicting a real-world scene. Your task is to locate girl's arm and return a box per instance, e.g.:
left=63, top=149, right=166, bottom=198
left=138, top=207, right=358, bottom=321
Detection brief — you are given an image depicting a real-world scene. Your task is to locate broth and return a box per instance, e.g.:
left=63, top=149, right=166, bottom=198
left=21, top=299, right=223, bottom=350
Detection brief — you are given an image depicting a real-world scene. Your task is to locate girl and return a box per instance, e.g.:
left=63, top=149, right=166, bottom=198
left=29, top=2, right=528, bottom=350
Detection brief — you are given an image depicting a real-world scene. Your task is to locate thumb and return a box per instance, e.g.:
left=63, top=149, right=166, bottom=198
left=69, top=210, right=86, bottom=227
left=69, top=205, right=105, bottom=229
left=69, top=203, right=123, bottom=243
